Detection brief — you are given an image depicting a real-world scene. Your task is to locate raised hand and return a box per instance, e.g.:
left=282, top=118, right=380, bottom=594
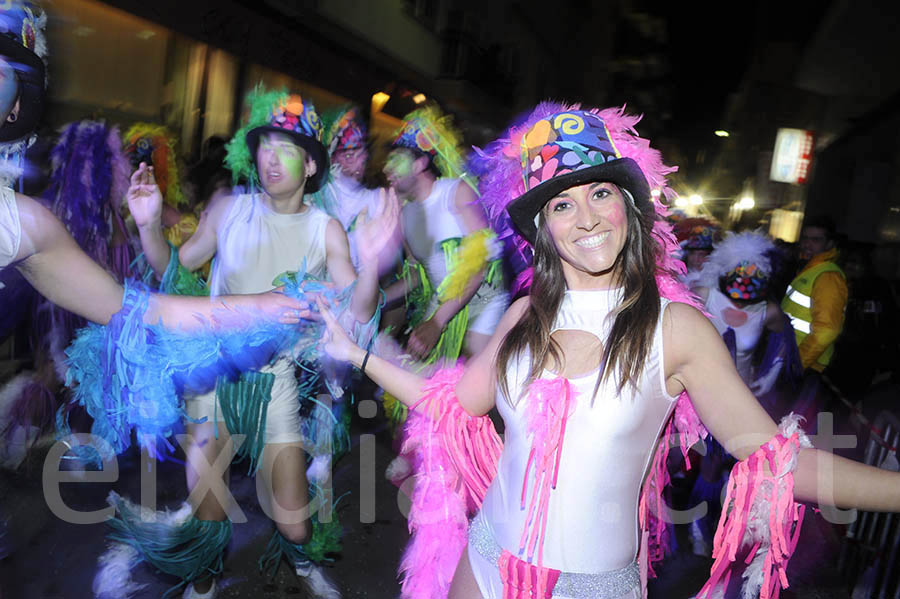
left=126, top=162, right=163, bottom=229
left=355, top=187, right=402, bottom=270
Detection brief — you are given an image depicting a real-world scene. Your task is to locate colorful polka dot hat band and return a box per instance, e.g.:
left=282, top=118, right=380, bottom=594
left=392, top=114, right=439, bottom=158
left=721, top=261, right=769, bottom=301
left=325, top=106, right=366, bottom=156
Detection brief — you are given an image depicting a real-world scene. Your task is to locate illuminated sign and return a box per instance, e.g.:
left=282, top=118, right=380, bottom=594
left=770, top=128, right=815, bottom=184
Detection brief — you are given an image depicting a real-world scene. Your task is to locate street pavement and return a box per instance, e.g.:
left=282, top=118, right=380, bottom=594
left=0, top=389, right=857, bottom=598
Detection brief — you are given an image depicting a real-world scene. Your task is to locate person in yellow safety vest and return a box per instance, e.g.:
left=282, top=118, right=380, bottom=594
left=781, top=216, right=848, bottom=371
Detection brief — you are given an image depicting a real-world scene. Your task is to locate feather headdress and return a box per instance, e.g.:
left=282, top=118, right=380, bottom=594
left=393, top=104, right=476, bottom=192
left=694, top=230, right=775, bottom=292
left=473, top=101, right=678, bottom=287
left=123, top=123, right=185, bottom=209
left=42, top=120, right=130, bottom=267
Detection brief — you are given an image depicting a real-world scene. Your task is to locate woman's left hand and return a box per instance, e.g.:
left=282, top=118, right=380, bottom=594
left=317, top=297, right=364, bottom=364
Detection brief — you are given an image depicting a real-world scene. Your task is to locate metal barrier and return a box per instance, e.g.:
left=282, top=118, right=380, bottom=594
left=837, top=410, right=900, bottom=598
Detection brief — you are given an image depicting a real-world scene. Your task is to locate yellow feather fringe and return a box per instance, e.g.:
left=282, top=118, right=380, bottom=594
left=437, top=229, right=494, bottom=303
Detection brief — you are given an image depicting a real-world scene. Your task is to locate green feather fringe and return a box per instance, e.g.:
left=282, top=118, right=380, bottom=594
left=160, top=243, right=209, bottom=297
left=258, top=515, right=343, bottom=576
left=216, top=370, right=275, bottom=475
left=106, top=493, right=232, bottom=598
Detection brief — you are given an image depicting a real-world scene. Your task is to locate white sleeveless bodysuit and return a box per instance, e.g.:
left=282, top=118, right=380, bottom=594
left=401, top=178, right=508, bottom=336
left=471, top=289, right=678, bottom=597
left=188, top=194, right=332, bottom=444
left=703, top=288, right=767, bottom=383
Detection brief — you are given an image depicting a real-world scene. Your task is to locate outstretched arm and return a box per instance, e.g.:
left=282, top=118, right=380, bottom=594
left=318, top=294, right=527, bottom=416
left=15, top=193, right=125, bottom=324
left=14, top=194, right=307, bottom=329
left=664, top=301, right=900, bottom=512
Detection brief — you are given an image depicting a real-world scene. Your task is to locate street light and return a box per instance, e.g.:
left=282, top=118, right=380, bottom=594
left=371, top=91, right=390, bottom=114
left=739, top=196, right=755, bottom=210
left=715, top=130, right=730, bottom=137
left=689, top=194, right=703, bottom=205
left=675, top=197, right=688, bottom=208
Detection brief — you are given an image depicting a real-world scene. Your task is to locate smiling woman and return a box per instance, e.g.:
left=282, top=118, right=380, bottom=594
left=542, top=182, right=630, bottom=288
left=319, top=100, right=900, bottom=599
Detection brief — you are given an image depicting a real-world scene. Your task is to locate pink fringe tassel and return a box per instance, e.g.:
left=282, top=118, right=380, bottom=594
left=695, top=426, right=808, bottom=599
left=399, top=366, right=502, bottom=599
left=518, top=377, right=575, bottom=583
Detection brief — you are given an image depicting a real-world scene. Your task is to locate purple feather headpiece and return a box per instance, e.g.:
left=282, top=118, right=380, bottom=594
left=472, top=102, right=681, bottom=292
left=41, top=120, right=131, bottom=269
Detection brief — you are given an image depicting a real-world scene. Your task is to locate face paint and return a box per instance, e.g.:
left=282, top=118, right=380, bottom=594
left=384, top=150, right=414, bottom=179
left=257, top=133, right=308, bottom=198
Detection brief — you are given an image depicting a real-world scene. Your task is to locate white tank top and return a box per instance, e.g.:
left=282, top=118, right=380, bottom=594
left=703, top=288, right=767, bottom=383
left=210, top=193, right=331, bottom=296
left=0, top=186, right=20, bottom=270
left=319, top=173, right=383, bottom=270
left=402, top=178, right=468, bottom=286
left=480, top=289, right=678, bottom=573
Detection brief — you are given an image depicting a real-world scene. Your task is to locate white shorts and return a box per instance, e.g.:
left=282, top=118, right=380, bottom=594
left=185, top=357, right=304, bottom=445
left=467, top=288, right=510, bottom=337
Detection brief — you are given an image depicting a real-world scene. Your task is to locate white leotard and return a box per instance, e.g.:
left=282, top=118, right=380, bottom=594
left=479, top=289, right=678, bottom=574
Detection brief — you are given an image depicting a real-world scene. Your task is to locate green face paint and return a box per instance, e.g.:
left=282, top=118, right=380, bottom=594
left=383, top=150, right=415, bottom=179
left=257, top=134, right=307, bottom=191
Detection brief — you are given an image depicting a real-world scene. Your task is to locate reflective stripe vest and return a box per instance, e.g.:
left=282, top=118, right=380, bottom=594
left=781, top=261, right=845, bottom=368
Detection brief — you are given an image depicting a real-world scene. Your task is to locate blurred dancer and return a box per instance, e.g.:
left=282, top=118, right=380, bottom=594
left=379, top=105, right=508, bottom=480
left=673, top=217, right=720, bottom=287
left=123, top=87, right=397, bottom=599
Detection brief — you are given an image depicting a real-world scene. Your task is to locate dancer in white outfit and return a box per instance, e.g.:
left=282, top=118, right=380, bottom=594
left=319, top=103, right=900, bottom=599
left=126, top=88, right=398, bottom=599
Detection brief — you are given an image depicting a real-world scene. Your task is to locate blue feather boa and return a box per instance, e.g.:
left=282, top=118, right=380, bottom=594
left=62, top=272, right=378, bottom=462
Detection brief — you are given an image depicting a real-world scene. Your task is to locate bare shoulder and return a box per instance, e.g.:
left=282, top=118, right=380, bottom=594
left=663, top=300, right=716, bottom=340
left=325, top=217, right=348, bottom=242
left=453, top=179, right=476, bottom=205
left=14, top=192, right=66, bottom=251
left=663, top=300, right=723, bottom=368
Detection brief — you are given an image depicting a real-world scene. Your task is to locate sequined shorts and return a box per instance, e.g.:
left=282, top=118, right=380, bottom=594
left=467, top=513, right=641, bottom=599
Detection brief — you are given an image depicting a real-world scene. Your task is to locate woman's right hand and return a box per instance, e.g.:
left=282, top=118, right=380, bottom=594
left=317, top=298, right=365, bottom=364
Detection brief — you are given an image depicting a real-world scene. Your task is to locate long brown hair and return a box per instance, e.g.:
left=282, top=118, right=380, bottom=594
left=496, top=186, right=663, bottom=402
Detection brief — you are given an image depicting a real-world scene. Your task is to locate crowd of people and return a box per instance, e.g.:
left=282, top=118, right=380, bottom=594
left=2, top=2, right=900, bottom=599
